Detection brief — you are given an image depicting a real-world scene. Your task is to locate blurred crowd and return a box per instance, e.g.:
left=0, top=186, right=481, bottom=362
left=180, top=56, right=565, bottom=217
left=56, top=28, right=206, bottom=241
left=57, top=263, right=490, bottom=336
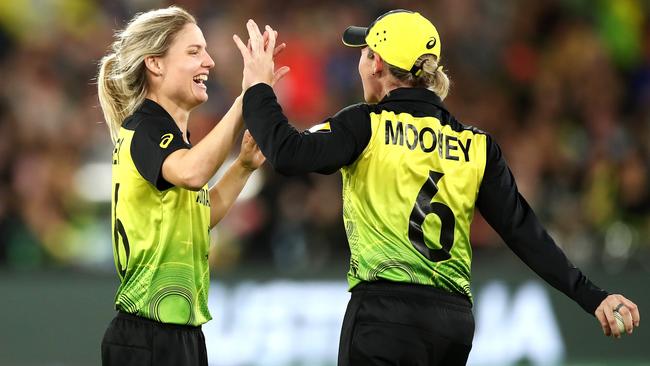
left=0, top=0, right=648, bottom=275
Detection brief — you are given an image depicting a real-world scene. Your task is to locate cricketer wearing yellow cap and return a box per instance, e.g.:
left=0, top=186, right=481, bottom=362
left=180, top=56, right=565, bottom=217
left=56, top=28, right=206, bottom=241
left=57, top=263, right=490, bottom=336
left=343, top=10, right=442, bottom=75
left=234, top=9, right=637, bottom=366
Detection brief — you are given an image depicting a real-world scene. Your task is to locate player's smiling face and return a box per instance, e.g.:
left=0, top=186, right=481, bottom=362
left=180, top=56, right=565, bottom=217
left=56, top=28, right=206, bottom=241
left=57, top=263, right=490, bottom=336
left=358, top=47, right=382, bottom=103
left=157, top=23, right=215, bottom=110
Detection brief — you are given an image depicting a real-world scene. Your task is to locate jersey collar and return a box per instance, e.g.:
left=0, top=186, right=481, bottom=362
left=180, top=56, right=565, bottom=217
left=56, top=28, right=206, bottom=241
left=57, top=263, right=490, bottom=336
left=138, top=99, right=192, bottom=142
left=378, top=87, right=447, bottom=112
left=139, top=99, right=175, bottom=120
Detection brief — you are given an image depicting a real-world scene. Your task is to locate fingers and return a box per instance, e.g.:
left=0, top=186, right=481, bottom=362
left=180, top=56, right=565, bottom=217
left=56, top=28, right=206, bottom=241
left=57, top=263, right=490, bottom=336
left=262, top=30, right=280, bottom=51
left=243, top=130, right=264, bottom=159
left=598, top=294, right=641, bottom=338
left=620, top=297, right=640, bottom=328
left=244, top=130, right=261, bottom=149
left=256, top=150, right=266, bottom=166
left=595, top=307, right=611, bottom=337
left=242, top=21, right=284, bottom=57
left=237, top=130, right=265, bottom=170
left=271, top=66, right=291, bottom=86
left=262, top=28, right=269, bottom=46
left=265, top=25, right=277, bottom=56
left=606, top=296, right=626, bottom=338
left=242, top=130, right=260, bottom=151
left=616, top=297, right=640, bottom=335
left=232, top=35, right=249, bottom=59
left=609, top=295, right=639, bottom=335
left=243, top=129, right=252, bottom=142
left=238, top=21, right=286, bottom=87
left=273, top=42, right=286, bottom=57
left=613, top=305, right=633, bottom=336
left=596, top=296, right=621, bottom=337
left=241, top=130, right=253, bottom=148
left=246, top=19, right=264, bottom=53
left=605, top=304, right=623, bottom=338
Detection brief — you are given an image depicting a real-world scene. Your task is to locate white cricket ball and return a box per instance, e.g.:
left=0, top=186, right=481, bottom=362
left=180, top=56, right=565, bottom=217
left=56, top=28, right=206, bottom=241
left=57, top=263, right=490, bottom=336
left=613, top=310, right=626, bottom=335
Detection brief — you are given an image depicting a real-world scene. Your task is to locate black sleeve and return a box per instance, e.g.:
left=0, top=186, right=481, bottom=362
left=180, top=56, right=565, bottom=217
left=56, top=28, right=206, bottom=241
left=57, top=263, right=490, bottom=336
left=242, top=83, right=372, bottom=175
left=476, top=134, right=608, bottom=315
left=130, top=117, right=189, bottom=190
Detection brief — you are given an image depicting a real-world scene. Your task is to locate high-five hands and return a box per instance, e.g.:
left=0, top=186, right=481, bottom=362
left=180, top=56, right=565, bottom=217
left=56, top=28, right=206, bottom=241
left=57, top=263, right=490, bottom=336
left=233, top=20, right=290, bottom=90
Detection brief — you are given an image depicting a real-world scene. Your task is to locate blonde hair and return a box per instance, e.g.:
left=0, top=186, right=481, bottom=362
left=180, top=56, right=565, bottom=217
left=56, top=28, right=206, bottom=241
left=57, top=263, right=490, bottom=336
left=97, top=6, right=195, bottom=144
left=369, top=50, right=451, bottom=100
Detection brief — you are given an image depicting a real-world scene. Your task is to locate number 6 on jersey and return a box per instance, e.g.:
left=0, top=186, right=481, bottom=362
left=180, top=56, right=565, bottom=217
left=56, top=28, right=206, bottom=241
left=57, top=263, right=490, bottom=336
left=408, top=170, right=455, bottom=262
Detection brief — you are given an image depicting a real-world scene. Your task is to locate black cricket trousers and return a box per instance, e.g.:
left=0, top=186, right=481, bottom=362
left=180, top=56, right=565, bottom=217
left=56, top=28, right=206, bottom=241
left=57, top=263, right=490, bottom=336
left=338, top=281, right=475, bottom=366
left=101, top=311, right=208, bottom=366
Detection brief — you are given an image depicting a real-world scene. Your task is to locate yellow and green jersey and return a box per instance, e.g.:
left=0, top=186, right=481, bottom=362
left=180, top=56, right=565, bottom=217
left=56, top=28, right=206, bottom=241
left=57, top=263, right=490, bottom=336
left=243, top=84, right=608, bottom=314
left=111, top=99, right=211, bottom=326
left=339, top=109, right=486, bottom=298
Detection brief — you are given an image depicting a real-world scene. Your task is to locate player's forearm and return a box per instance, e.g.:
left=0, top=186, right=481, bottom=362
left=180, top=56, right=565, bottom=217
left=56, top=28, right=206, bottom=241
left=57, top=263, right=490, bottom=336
left=497, top=202, right=609, bottom=314
left=242, top=83, right=297, bottom=170
left=174, top=97, right=244, bottom=188
left=208, top=159, right=254, bottom=228
left=478, top=136, right=608, bottom=314
left=479, top=176, right=608, bottom=313
left=242, top=83, right=357, bottom=175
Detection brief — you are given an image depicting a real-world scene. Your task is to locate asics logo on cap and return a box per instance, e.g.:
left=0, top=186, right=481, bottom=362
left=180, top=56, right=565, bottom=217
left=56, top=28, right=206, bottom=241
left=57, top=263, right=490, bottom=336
left=426, top=38, right=437, bottom=50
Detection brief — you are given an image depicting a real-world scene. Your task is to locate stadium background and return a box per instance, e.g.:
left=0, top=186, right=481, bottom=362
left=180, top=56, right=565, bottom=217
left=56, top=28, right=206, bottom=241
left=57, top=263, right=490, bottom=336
left=0, top=0, right=648, bottom=365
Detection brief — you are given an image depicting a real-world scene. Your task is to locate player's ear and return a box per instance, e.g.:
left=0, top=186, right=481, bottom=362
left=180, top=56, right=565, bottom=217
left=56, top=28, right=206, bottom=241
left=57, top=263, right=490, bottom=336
left=373, top=52, right=384, bottom=74
left=144, top=56, right=164, bottom=77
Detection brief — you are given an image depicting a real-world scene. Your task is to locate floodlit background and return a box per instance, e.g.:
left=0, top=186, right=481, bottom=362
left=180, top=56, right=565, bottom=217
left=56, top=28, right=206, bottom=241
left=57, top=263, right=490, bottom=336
left=0, top=0, right=648, bottom=365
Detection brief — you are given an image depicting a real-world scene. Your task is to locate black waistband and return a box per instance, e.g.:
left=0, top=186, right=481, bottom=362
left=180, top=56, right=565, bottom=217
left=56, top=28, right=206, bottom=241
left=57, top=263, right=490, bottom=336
left=351, top=281, right=472, bottom=308
left=116, top=311, right=202, bottom=331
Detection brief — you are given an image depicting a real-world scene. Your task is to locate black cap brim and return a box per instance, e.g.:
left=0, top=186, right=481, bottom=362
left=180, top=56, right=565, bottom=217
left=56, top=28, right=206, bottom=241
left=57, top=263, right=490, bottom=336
left=342, top=26, right=368, bottom=47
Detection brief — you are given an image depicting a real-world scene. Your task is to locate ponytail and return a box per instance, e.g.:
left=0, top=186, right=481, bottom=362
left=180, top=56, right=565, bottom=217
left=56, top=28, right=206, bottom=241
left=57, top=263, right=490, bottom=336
left=98, top=53, right=127, bottom=144
left=380, top=52, right=451, bottom=100
left=96, top=6, right=195, bottom=144
left=418, top=55, right=450, bottom=100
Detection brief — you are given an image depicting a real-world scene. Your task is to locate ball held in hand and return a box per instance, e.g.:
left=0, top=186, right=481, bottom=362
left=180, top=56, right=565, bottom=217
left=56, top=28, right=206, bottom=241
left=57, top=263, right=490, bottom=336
left=613, top=310, right=625, bottom=335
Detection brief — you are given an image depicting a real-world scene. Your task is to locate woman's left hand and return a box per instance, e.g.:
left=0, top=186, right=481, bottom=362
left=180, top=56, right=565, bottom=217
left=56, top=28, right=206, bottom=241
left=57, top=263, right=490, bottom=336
left=233, top=20, right=290, bottom=90
left=237, top=130, right=266, bottom=171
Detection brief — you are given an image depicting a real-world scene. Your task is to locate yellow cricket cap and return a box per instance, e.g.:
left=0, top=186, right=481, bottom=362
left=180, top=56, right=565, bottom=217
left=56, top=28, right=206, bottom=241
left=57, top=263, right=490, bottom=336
left=342, top=10, right=441, bottom=74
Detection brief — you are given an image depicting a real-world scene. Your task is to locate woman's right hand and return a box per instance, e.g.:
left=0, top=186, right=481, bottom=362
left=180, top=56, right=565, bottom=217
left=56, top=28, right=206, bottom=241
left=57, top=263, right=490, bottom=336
left=233, top=20, right=290, bottom=90
left=594, top=294, right=640, bottom=338
left=236, top=130, right=266, bottom=171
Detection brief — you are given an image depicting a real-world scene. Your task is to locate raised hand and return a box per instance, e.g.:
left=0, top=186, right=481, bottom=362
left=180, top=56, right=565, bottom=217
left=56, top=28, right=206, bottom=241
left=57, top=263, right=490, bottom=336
left=233, top=20, right=290, bottom=90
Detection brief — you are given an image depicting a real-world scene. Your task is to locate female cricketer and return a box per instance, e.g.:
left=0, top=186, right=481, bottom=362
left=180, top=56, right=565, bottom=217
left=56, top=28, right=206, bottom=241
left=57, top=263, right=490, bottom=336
left=97, top=6, right=285, bottom=366
left=234, top=9, right=640, bottom=366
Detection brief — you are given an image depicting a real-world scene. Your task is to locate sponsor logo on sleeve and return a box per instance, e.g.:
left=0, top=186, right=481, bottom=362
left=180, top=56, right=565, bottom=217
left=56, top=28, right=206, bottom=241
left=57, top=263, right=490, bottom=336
left=160, top=133, right=174, bottom=148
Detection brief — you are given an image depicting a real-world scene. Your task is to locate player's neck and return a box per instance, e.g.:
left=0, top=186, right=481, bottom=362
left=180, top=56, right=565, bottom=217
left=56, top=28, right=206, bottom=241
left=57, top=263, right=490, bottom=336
left=146, top=94, right=190, bottom=140
left=380, top=78, right=411, bottom=99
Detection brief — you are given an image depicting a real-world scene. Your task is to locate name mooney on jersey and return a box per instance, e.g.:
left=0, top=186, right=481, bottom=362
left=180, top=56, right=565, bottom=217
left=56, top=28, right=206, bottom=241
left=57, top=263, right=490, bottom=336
left=385, top=119, right=472, bottom=161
